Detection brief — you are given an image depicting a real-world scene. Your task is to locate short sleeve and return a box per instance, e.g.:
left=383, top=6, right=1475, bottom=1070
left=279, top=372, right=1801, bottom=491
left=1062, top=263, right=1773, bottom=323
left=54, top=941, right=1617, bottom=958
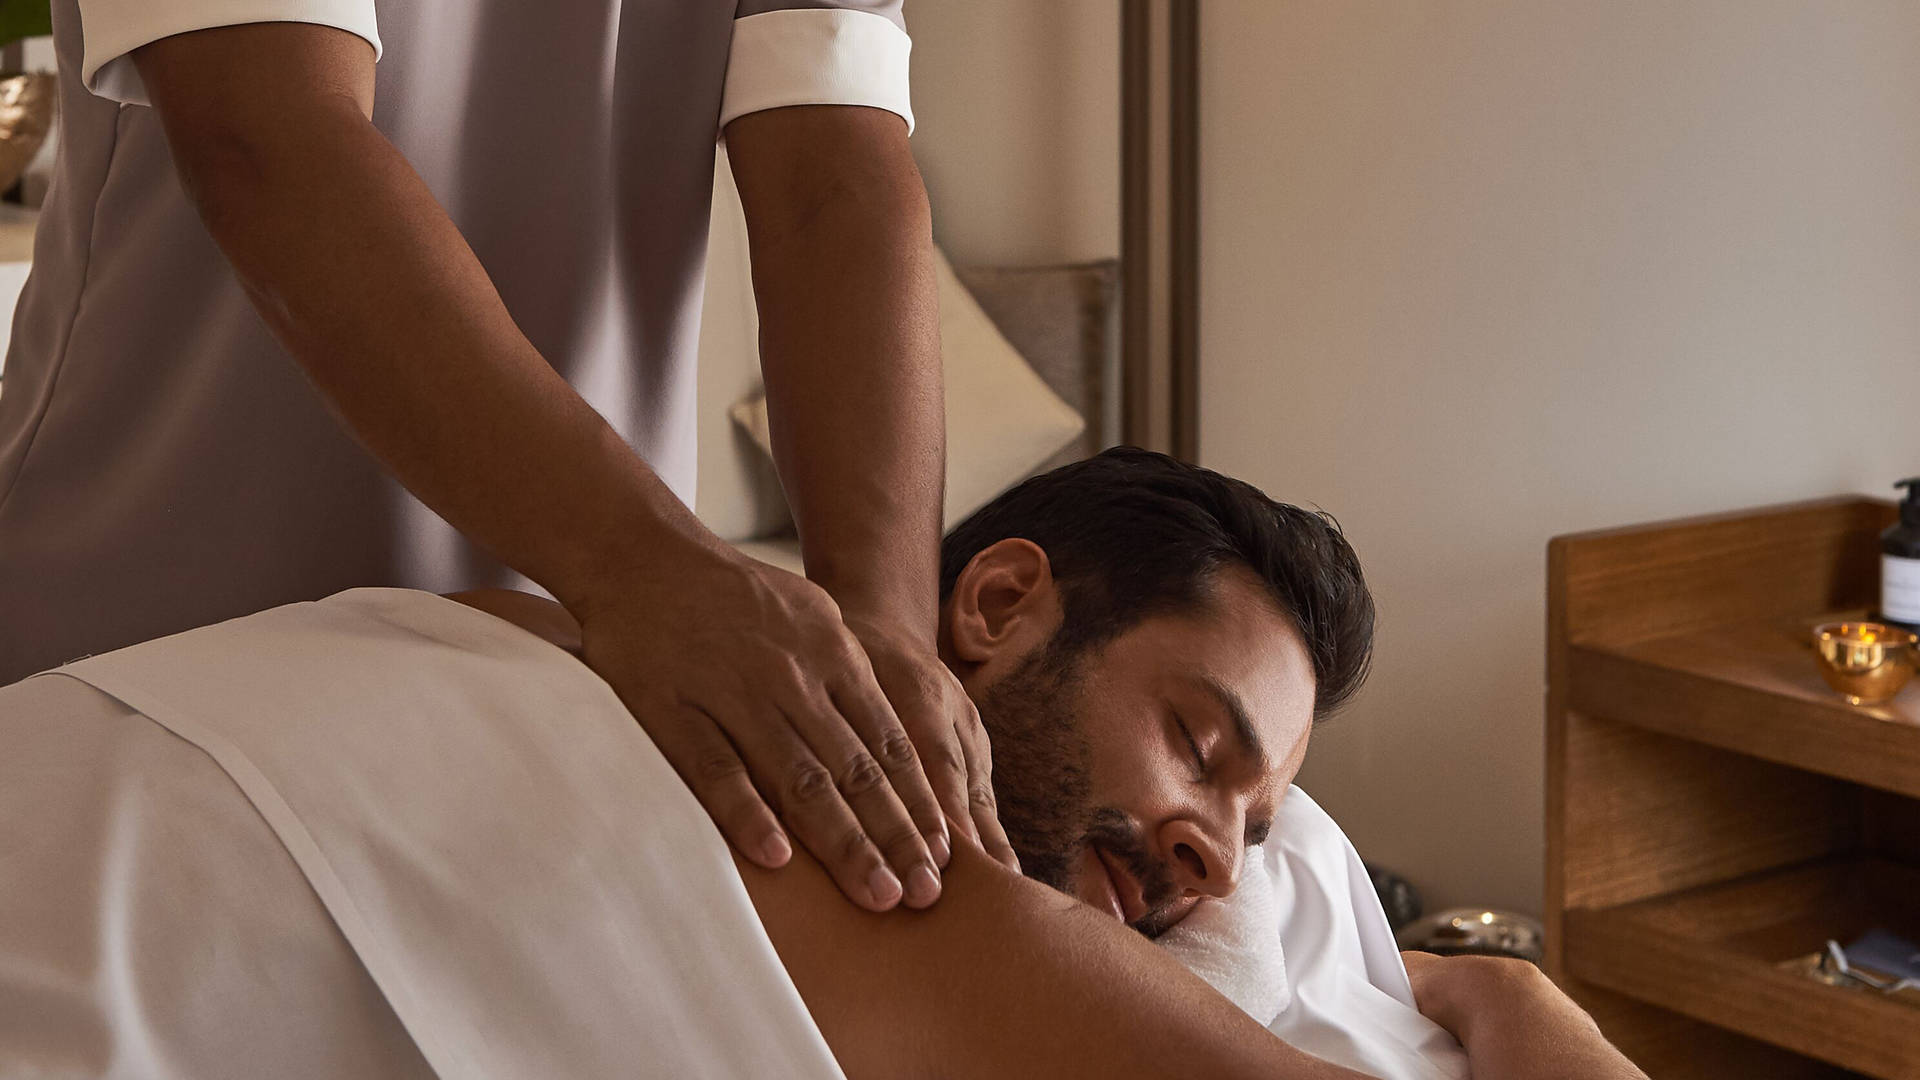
left=721, top=3, right=912, bottom=135
left=77, top=0, right=382, bottom=106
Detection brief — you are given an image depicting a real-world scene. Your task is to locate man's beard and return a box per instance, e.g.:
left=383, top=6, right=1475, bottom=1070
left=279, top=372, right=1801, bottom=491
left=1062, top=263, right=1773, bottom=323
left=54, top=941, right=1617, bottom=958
left=973, top=636, right=1184, bottom=938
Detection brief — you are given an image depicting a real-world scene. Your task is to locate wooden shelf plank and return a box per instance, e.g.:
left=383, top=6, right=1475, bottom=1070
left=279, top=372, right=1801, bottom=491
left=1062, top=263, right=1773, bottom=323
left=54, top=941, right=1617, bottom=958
left=1556, top=497, right=1892, bottom=646
left=1564, top=858, right=1920, bottom=1080
left=1567, top=980, right=1864, bottom=1080
left=1568, top=613, right=1920, bottom=800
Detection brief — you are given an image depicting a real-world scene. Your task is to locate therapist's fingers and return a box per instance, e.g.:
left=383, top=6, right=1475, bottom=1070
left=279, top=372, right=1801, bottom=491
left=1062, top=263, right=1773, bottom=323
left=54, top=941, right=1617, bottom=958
left=739, top=699, right=923, bottom=913
left=848, top=630, right=976, bottom=858
left=823, top=652, right=953, bottom=866
left=783, top=678, right=941, bottom=909
left=953, top=701, right=1020, bottom=873
left=654, top=703, right=792, bottom=869
left=917, top=719, right=979, bottom=851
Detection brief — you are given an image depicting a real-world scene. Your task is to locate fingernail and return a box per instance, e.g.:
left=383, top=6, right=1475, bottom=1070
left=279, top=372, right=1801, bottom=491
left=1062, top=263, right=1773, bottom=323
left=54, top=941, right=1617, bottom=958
left=761, top=832, right=791, bottom=866
left=930, top=831, right=952, bottom=868
left=904, top=865, right=941, bottom=907
left=868, top=866, right=903, bottom=908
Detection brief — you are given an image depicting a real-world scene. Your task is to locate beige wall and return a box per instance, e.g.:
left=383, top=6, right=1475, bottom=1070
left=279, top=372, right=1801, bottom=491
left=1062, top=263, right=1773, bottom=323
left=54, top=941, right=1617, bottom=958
left=907, top=0, right=1120, bottom=267
left=1198, top=1, right=1920, bottom=915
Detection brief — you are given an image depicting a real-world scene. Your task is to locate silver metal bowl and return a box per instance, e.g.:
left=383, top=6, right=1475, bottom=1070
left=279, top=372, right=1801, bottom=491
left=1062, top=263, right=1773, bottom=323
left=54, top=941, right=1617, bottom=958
left=1394, top=907, right=1545, bottom=964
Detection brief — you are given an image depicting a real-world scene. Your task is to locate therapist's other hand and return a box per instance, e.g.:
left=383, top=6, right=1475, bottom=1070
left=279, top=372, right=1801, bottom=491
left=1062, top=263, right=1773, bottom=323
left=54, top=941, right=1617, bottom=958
left=843, top=615, right=1019, bottom=873
left=575, top=541, right=948, bottom=913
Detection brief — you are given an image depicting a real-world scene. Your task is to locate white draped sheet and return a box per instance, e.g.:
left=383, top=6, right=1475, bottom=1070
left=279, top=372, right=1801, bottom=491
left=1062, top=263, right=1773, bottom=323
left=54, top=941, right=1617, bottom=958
left=0, top=589, right=844, bottom=1079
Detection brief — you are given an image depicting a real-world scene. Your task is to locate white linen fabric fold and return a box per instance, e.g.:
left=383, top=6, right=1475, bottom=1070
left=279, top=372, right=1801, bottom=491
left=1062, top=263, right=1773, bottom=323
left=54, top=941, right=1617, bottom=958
left=0, top=588, right=845, bottom=1079
left=1159, top=788, right=1472, bottom=1080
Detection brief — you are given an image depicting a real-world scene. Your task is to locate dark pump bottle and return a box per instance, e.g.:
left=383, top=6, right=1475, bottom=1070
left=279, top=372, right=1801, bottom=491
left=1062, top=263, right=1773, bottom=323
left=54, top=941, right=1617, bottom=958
left=1882, top=477, right=1920, bottom=632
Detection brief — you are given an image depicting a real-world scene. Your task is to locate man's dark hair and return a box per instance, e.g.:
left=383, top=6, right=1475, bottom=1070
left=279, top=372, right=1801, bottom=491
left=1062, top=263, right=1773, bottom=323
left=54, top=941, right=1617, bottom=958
left=940, top=447, right=1375, bottom=719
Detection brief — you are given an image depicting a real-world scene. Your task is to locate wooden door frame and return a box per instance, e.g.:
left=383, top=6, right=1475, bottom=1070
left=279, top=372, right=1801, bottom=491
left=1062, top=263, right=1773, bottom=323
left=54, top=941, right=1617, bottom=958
left=1120, top=0, right=1200, bottom=461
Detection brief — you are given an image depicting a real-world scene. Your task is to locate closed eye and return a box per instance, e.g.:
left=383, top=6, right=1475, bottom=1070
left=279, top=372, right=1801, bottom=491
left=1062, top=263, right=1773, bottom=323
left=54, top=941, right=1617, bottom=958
left=1174, top=715, right=1208, bottom=779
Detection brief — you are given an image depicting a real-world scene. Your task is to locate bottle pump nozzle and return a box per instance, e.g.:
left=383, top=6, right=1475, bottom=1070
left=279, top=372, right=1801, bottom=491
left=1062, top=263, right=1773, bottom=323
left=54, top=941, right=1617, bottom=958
left=1898, top=477, right=1920, bottom=526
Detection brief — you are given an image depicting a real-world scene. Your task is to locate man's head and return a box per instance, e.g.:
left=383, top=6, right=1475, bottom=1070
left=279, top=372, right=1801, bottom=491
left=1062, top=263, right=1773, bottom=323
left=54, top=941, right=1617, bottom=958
left=937, top=447, right=1374, bottom=937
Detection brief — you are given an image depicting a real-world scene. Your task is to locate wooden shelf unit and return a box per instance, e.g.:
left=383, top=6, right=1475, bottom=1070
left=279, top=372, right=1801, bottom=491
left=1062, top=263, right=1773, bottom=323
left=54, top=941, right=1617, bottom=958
left=1547, top=497, right=1920, bottom=1080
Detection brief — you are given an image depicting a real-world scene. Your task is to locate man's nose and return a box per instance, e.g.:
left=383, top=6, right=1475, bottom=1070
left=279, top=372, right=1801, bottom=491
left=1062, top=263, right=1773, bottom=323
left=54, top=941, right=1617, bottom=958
left=1159, top=817, right=1242, bottom=900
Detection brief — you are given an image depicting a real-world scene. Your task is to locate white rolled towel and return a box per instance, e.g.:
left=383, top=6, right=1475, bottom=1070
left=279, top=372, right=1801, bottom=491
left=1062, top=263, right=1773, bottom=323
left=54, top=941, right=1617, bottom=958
left=1159, top=788, right=1472, bottom=1080
left=1157, top=839, right=1291, bottom=1024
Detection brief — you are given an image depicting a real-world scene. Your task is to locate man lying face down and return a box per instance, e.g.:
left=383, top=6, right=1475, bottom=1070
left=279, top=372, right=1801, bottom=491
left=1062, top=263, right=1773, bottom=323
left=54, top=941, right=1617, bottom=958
left=0, top=449, right=1644, bottom=1080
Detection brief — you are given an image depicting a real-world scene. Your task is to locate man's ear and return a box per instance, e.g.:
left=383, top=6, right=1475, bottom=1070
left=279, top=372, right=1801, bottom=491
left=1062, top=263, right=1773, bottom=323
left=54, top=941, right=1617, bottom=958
left=944, top=538, right=1059, bottom=666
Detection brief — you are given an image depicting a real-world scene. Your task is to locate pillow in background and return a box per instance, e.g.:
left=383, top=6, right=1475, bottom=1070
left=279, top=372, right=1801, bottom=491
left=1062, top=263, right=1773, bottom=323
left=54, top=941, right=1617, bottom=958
left=732, top=247, right=1086, bottom=532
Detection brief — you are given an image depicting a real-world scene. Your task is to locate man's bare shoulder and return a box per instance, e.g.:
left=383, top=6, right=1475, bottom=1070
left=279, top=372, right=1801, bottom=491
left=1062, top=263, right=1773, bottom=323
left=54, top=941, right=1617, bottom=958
left=734, top=840, right=1370, bottom=1080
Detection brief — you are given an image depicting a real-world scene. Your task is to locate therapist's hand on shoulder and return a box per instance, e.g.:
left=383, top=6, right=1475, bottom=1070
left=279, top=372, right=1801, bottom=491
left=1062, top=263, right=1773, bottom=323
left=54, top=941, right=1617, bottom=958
left=573, top=539, right=956, bottom=913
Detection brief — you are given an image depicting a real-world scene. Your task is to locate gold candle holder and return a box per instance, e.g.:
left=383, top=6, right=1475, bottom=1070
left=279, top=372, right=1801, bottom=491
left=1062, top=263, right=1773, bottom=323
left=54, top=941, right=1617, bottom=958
left=1812, top=622, right=1917, bottom=706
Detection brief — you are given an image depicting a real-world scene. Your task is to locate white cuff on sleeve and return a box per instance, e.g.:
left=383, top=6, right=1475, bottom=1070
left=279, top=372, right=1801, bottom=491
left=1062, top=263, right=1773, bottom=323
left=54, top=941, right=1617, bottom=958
left=720, top=8, right=913, bottom=136
left=78, top=0, right=382, bottom=106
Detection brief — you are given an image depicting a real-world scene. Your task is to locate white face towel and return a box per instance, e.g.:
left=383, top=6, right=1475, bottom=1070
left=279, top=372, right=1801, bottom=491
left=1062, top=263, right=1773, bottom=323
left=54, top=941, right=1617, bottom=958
left=1159, top=788, right=1472, bottom=1080
left=1156, top=835, right=1292, bottom=1023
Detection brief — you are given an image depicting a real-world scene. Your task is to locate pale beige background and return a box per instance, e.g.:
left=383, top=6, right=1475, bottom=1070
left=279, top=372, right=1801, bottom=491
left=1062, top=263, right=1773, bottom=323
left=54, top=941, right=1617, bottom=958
left=1198, top=0, right=1920, bottom=915
left=907, top=1, right=1120, bottom=266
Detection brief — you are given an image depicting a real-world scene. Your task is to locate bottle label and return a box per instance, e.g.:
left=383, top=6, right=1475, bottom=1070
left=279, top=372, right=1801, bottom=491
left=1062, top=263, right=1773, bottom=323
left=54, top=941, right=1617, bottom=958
left=1886, top=554, right=1920, bottom=623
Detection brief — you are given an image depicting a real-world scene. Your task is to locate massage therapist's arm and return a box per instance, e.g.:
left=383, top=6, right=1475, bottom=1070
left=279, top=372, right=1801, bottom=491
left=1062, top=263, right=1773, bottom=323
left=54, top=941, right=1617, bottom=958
left=725, top=107, right=1019, bottom=871
left=131, top=23, right=950, bottom=913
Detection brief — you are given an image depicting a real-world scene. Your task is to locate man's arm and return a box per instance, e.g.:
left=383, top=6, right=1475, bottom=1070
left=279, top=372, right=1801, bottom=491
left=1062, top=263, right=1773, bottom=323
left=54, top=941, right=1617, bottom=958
left=726, top=105, right=1018, bottom=868
left=1403, top=951, right=1650, bottom=1080
left=131, top=23, right=949, bottom=912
